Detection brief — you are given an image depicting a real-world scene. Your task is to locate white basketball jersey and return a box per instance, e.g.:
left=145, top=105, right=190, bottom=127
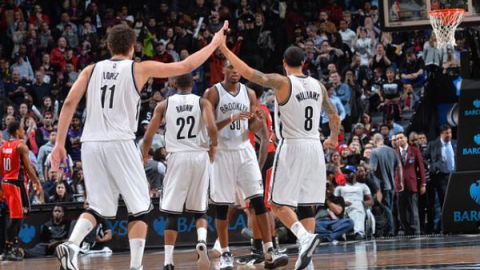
left=275, top=75, right=323, bottom=140
left=164, top=94, right=209, bottom=152
left=81, top=59, right=140, bottom=142
left=215, top=83, right=250, bottom=150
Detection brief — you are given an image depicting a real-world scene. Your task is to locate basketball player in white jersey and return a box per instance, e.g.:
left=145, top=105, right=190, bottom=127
left=219, top=43, right=341, bottom=269
left=204, top=61, right=288, bottom=269
left=141, top=73, right=217, bottom=270
left=50, top=22, right=229, bottom=270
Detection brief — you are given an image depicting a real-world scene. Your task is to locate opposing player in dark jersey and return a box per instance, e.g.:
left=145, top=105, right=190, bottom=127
left=51, top=22, right=229, bottom=270
left=220, top=42, right=340, bottom=270
left=0, top=121, right=42, bottom=261
left=142, top=74, right=218, bottom=270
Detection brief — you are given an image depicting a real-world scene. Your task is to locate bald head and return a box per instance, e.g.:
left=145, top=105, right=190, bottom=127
left=372, top=133, right=384, bottom=146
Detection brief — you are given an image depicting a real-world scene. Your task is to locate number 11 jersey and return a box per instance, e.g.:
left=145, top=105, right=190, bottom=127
left=82, top=59, right=141, bottom=142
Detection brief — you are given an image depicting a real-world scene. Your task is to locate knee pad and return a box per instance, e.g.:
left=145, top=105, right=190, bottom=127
left=165, top=214, right=178, bottom=231
left=250, top=196, right=267, bottom=215
left=216, top=205, right=229, bottom=220
left=297, top=206, right=314, bottom=220
left=194, top=213, right=208, bottom=221
left=128, top=213, right=147, bottom=223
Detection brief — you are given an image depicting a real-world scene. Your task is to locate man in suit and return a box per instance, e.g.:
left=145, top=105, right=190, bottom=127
left=396, top=132, right=426, bottom=235
left=425, top=124, right=456, bottom=233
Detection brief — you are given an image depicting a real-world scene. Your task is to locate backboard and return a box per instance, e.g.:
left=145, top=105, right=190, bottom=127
left=379, top=0, right=480, bottom=31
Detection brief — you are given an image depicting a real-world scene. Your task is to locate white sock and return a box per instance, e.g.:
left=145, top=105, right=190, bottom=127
left=197, top=227, right=207, bottom=242
left=69, top=218, right=94, bottom=246
left=221, top=247, right=230, bottom=253
left=129, top=239, right=145, bottom=269
left=164, top=245, right=174, bottom=266
left=290, top=221, right=309, bottom=241
left=263, top=241, right=273, bottom=253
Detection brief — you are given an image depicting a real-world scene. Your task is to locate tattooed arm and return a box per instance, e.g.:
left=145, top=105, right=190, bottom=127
left=319, top=82, right=340, bottom=149
left=219, top=44, right=290, bottom=103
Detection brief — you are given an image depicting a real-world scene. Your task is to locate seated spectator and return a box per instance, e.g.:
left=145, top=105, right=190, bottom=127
left=400, top=50, right=426, bottom=90
left=334, top=165, right=373, bottom=240
left=48, top=181, right=73, bottom=203
left=315, top=177, right=354, bottom=242
left=144, top=148, right=165, bottom=198
left=329, top=151, right=346, bottom=186
left=71, top=169, right=86, bottom=202
left=24, top=205, right=71, bottom=258
left=80, top=216, right=113, bottom=254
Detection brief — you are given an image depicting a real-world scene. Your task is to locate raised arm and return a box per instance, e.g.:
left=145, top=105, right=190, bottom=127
left=201, top=99, right=218, bottom=162
left=219, top=44, right=290, bottom=102
left=51, top=64, right=93, bottom=172
left=135, top=21, right=229, bottom=89
left=142, top=100, right=167, bottom=165
left=319, top=83, right=340, bottom=149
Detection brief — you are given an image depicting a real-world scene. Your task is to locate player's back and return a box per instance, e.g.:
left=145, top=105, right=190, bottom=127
left=81, top=59, right=140, bottom=142
left=276, top=75, right=323, bottom=140
left=1, top=140, right=24, bottom=181
left=165, top=94, right=209, bottom=152
left=215, top=82, right=250, bottom=150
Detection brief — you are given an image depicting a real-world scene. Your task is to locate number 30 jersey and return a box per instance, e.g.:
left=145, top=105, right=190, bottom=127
left=82, top=59, right=141, bottom=142
left=215, top=83, right=251, bottom=150
left=164, top=94, right=209, bottom=153
left=275, top=75, right=323, bottom=140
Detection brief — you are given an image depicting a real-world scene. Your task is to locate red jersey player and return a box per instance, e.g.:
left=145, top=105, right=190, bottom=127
left=0, top=121, right=42, bottom=261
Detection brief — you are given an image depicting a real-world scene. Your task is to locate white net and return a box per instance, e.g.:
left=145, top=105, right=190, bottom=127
left=429, top=9, right=465, bottom=49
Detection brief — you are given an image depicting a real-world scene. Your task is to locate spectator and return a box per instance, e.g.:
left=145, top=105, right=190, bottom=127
left=2, top=115, right=16, bottom=141
left=71, top=169, right=86, bottom=202
left=144, top=148, right=166, bottom=198
left=355, top=27, right=374, bottom=66
left=369, top=133, right=402, bottom=236
left=38, top=22, right=55, bottom=52
left=315, top=175, right=354, bottom=242
left=381, top=67, right=402, bottom=121
left=80, top=217, right=113, bottom=254
left=396, top=132, right=426, bottom=235
left=28, top=4, right=50, bottom=27
left=24, top=205, right=71, bottom=258
left=48, top=181, right=73, bottom=203
left=400, top=50, right=426, bottom=90
left=321, top=83, right=346, bottom=137
left=338, top=19, right=356, bottom=50
left=56, top=12, right=78, bottom=35
left=37, top=130, right=56, bottom=181
left=386, top=115, right=404, bottom=140
left=29, top=69, right=50, bottom=107
left=330, top=71, right=352, bottom=132
left=10, top=53, right=34, bottom=82
left=423, top=33, right=446, bottom=80
left=62, top=24, right=79, bottom=49
left=50, top=37, right=67, bottom=71
left=38, top=110, right=55, bottom=145
left=334, top=165, right=373, bottom=239
left=67, top=114, right=82, bottom=162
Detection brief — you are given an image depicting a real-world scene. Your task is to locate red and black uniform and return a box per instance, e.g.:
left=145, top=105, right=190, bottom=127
left=1, top=140, right=30, bottom=219
left=249, top=104, right=276, bottom=209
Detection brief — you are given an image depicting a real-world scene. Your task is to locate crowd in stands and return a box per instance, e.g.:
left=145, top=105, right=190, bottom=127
left=0, top=0, right=464, bottom=249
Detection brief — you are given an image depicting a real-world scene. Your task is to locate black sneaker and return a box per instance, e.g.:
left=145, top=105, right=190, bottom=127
left=4, top=247, right=24, bottom=261
left=235, top=253, right=265, bottom=265
left=265, top=248, right=289, bottom=269
left=163, top=264, right=174, bottom=270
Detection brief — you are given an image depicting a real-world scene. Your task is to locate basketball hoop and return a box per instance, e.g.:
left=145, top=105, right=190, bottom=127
left=428, top=9, right=465, bottom=49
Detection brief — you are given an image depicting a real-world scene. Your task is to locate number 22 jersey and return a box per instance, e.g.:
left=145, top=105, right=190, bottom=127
left=82, top=59, right=141, bottom=142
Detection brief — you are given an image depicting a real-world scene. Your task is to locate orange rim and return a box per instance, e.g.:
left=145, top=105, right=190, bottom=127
left=429, top=8, right=465, bottom=25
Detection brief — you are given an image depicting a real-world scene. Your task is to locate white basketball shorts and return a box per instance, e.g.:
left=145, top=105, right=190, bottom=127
left=269, top=139, right=326, bottom=207
left=161, top=151, right=210, bottom=213
left=210, top=146, right=263, bottom=205
left=81, top=141, right=152, bottom=218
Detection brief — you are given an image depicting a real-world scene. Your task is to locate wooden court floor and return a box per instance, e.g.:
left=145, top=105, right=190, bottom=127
left=2, top=235, right=480, bottom=269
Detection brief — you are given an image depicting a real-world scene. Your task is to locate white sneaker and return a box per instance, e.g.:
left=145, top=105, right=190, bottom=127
left=56, top=242, right=80, bottom=270
left=210, top=239, right=222, bottom=258
left=219, top=252, right=234, bottom=270
left=196, top=241, right=210, bottom=270
left=264, top=248, right=289, bottom=269
left=295, top=234, right=321, bottom=270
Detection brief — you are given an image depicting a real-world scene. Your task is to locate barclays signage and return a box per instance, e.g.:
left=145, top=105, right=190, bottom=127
left=453, top=180, right=480, bottom=223
left=461, top=134, right=480, bottom=156
left=464, top=100, right=480, bottom=116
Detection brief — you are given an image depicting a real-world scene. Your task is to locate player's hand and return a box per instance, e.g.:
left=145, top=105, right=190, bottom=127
left=143, top=154, right=149, bottom=166
left=398, top=182, right=405, bottom=193
left=208, top=145, right=217, bottom=162
left=212, top=20, right=229, bottom=48
left=323, top=136, right=338, bottom=150
left=50, top=144, right=67, bottom=173
left=33, top=180, right=43, bottom=195
left=232, top=112, right=254, bottom=122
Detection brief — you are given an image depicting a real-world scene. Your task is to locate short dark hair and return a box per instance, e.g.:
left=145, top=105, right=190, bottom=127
left=107, top=24, right=136, bottom=56
left=283, top=46, right=304, bottom=68
left=8, top=121, right=21, bottom=136
left=439, top=124, right=451, bottom=133
left=175, top=73, right=193, bottom=90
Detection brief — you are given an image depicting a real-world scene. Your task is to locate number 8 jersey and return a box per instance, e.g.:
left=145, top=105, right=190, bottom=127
left=82, top=59, right=141, bottom=142
left=275, top=75, right=323, bottom=140
left=165, top=94, right=209, bottom=152
left=215, top=83, right=251, bottom=150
